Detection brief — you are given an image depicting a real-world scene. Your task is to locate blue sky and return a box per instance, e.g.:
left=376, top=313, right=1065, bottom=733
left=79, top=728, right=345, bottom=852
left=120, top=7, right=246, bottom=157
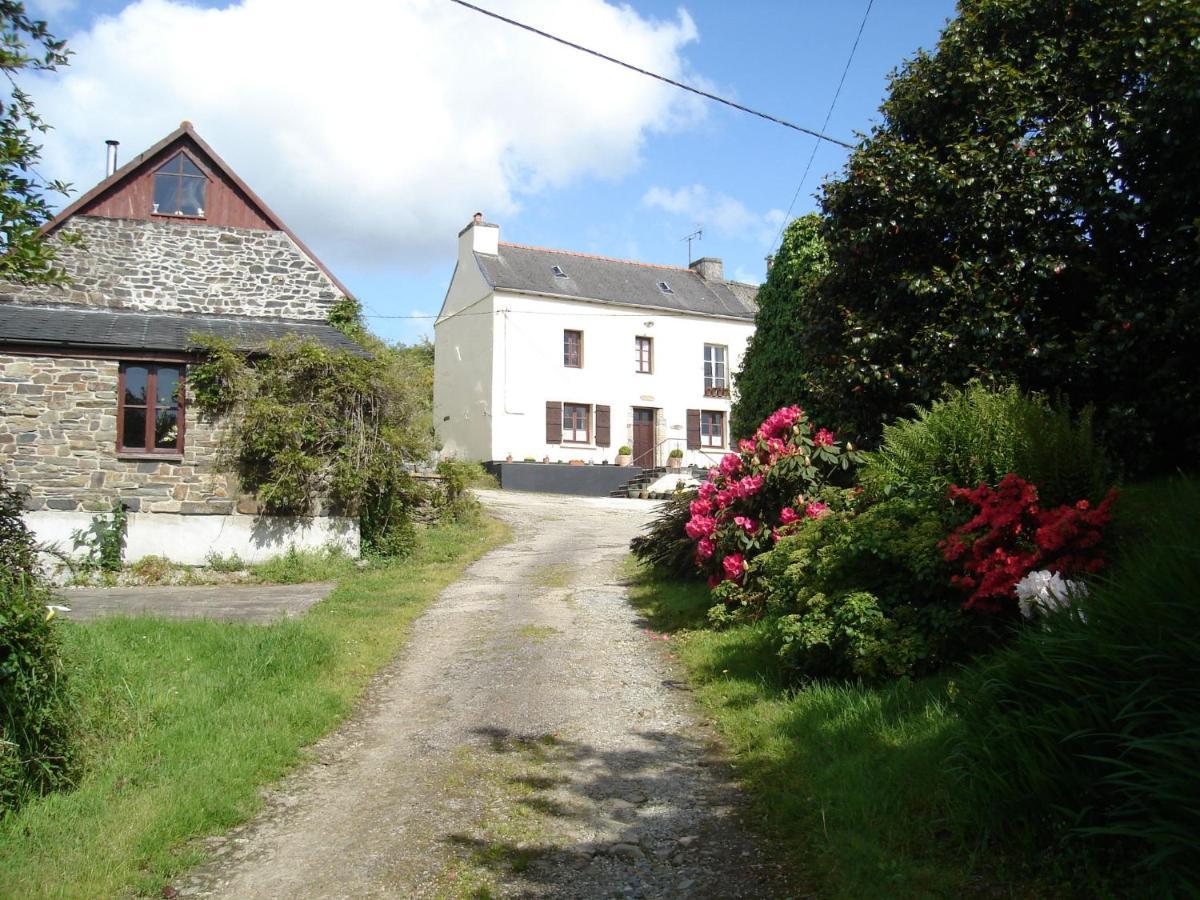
left=28, top=0, right=957, bottom=344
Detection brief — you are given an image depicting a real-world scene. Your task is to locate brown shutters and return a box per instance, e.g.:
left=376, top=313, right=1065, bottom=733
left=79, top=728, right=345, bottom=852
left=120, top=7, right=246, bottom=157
left=686, top=408, right=701, bottom=449
left=595, top=405, right=611, bottom=447
left=546, top=401, right=563, bottom=443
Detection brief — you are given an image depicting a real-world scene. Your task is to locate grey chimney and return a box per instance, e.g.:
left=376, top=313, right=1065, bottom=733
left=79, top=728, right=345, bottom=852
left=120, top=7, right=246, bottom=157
left=105, top=140, right=119, bottom=177
left=689, top=256, right=724, bottom=282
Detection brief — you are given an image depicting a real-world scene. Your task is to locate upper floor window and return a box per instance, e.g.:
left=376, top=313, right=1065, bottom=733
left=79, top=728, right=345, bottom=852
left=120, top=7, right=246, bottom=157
left=635, top=336, right=653, bottom=374
left=153, top=152, right=206, bottom=217
left=703, top=343, right=728, bottom=395
left=562, top=403, right=590, bottom=443
left=564, top=329, right=583, bottom=368
left=118, top=363, right=185, bottom=456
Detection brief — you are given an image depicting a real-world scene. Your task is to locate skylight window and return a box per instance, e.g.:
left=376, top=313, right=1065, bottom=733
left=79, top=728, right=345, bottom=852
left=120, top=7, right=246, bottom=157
left=657, top=281, right=674, bottom=294
left=552, top=265, right=568, bottom=278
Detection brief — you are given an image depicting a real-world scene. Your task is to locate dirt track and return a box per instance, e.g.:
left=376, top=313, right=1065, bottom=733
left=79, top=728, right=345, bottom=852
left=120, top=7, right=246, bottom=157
left=180, top=489, right=791, bottom=899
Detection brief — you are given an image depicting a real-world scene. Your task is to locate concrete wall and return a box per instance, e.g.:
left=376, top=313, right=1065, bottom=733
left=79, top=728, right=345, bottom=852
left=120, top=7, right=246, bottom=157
left=0, top=216, right=339, bottom=321
left=488, top=291, right=754, bottom=468
left=25, top=509, right=359, bottom=566
left=433, top=256, right=495, bottom=461
left=483, top=461, right=645, bottom=497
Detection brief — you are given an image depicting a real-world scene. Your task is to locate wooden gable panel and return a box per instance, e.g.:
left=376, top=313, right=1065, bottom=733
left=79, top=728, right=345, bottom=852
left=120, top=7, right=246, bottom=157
left=77, top=137, right=274, bottom=230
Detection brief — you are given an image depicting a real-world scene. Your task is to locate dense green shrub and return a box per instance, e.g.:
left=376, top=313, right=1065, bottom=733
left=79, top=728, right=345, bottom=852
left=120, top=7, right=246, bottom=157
left=862, top=383, right=1109, bottom=506
left=0, top=471, right=73, bottom=812
left=731, top=214, right=828, bottom=439
left=189, top=331, right=435, bottom=558
left=759, top=0, right=1200, bottom=476
left=953, top=477, right=1200, bottom=890
left=630, top=491, right=699, bottom=579
left=730, top=495, right=990, bottom=680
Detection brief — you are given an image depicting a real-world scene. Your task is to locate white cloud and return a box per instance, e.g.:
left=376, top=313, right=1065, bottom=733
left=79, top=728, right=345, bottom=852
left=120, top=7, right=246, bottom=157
left=641, top=183, right=784, bottom=245
left=27, top=0, right=703, bottom=266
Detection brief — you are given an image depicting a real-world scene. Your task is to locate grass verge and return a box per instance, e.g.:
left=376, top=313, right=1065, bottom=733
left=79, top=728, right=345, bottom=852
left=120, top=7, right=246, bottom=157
left=0, top=515, right=510, bottom=899
left=623, top=561, right=1039, bottom=899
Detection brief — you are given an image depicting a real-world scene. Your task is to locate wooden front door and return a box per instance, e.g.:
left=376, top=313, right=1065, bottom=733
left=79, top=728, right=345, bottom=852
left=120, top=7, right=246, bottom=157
left=632, top=408, right=655, bottom=468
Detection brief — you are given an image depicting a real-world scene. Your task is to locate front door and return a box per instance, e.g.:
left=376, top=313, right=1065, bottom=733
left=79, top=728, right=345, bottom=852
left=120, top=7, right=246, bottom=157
left=632, top=408, right=655, bottom=468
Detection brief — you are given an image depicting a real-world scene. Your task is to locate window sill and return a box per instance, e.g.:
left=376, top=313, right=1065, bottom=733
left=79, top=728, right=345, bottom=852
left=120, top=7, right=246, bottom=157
left=151, top=213, right=206, bottom=221
left=117, top=452, right=184, bottom=463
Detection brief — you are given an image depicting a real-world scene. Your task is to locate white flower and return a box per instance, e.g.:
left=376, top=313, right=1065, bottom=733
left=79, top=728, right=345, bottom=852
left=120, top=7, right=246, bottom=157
left=1014, top=570, right=1087, bottom=620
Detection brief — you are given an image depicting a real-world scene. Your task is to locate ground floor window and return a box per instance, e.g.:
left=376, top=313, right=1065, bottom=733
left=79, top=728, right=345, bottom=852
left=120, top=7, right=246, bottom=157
left=118, top=362, right=185, bottom=454
left=700, top=410, right=725, bottom=448
left=562, top=403, right=590, bottom=443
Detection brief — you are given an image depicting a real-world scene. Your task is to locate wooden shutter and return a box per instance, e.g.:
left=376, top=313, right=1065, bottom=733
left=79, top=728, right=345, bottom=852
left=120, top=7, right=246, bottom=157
left=546, top=401, right=563, bottom=443
left=686, top=409, right=701, bottom=449
left=595, top=405, right=611, bottom=447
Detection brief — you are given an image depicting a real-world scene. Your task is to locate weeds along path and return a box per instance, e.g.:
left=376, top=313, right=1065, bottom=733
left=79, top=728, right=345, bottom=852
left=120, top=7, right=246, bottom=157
left=180, top=489, right=790, bottom=899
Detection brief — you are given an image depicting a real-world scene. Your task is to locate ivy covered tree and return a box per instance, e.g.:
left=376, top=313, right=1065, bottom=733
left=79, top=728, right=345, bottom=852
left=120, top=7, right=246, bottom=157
left=731, top=214, right=828, bottom=440
left=1, top=3, right=71, bottom=283
left=797, top=0, right=1199, bottom=474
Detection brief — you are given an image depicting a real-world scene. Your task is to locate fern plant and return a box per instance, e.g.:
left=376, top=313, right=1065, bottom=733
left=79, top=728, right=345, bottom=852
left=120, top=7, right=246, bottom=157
left=861, top=383, right=1110, bottom=506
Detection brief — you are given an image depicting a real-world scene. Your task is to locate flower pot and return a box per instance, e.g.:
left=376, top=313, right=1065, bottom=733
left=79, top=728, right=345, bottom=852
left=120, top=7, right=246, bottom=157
left=668, top=456, right=683, bottom=469
left=616, top=454, right=631, bottom=467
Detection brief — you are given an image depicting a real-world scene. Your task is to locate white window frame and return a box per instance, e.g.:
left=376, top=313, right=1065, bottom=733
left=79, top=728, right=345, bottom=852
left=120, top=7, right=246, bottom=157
left=703, top=343, right=728, bottom=390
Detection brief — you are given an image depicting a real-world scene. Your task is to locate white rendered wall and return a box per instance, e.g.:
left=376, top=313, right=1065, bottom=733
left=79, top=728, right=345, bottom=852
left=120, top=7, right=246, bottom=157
left=25, top=511, right=360, bottom=567
left=433, top=257, right=495, bottom=462
left=488, top=291, right=754, bottom=467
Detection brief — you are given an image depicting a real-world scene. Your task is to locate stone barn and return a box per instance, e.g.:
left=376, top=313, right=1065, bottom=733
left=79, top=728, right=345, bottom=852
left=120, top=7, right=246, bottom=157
left=0, top=121, right=361, bottom=564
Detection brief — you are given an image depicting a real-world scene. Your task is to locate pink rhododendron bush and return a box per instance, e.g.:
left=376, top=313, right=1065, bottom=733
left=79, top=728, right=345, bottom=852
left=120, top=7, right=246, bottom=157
left=684, top=405, right=862, bottom=587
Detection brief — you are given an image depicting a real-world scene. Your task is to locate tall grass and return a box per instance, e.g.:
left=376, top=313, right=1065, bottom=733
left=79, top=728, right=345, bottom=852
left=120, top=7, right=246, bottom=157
left=0, top=515, right=509, bottom=899
left=624, top=563, right=983, bottom=898
left=953, top=475, right=1200, bottom=893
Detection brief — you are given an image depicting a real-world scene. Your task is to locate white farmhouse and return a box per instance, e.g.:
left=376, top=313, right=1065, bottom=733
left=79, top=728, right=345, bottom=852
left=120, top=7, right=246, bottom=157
left=434, top=216, right=757, bottom=476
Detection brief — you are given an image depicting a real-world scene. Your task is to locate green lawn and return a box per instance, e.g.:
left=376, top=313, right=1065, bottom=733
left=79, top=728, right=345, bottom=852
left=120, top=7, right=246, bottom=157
left=624, top=561, right=1059, bottom=899
left=0, top=515, right=509, bottom=899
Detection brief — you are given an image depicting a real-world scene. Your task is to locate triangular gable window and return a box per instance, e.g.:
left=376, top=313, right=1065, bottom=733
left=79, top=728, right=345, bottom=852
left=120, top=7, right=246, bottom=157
left=153, top=152, right=207, bottom=217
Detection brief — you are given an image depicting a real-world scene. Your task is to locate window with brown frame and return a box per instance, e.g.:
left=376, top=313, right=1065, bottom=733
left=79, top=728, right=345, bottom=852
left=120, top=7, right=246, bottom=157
left=563, top=329, right=583, bottom=367
left=152, top=152, right=207, bottom=217
left=118, top=363, right=186, bottom=455
left=700, top=410, right=725, bottom=448
left=635, top=335, right=653, bottom=373
left=562, top=403, right=590, bottom=443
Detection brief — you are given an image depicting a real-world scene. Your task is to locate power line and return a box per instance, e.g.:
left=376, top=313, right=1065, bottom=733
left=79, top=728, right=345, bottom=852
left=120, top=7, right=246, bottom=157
left=768, top=0, right=874, bottom=256
left=445, top=0, right=853, bottom=150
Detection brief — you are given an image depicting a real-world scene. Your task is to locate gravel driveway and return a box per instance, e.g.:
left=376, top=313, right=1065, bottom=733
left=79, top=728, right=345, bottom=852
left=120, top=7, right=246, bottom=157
left=179, top=489, right=791, bottom=898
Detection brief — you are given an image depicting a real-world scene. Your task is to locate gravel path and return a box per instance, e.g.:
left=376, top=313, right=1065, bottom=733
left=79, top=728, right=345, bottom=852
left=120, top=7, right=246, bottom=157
left=178, top=489, right=792, bottom=899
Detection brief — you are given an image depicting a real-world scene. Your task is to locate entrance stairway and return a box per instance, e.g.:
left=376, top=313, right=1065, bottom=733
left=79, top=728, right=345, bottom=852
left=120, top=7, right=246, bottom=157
left=609, top=465, right=707, bottom=499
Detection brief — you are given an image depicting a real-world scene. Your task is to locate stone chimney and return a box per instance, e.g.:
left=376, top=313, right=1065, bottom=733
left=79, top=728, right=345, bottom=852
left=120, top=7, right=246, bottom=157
left=458, top=211, right=499, bottom=258
left=689, top=256, right=724, bottom=282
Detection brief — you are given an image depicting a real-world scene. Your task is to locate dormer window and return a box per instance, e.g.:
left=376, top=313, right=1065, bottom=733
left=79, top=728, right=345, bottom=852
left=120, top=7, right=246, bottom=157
left=552, top=265, right=568, bottom=278
left=657, top=281, right=673, bottom=294
left=153, top=152, right=206, bottom=217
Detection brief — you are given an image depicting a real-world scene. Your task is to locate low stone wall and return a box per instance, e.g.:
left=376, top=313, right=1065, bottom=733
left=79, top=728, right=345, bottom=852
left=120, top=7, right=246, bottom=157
left=1, top=352, right=240, bottom=514
left=26, top=510, right=359, bottom=566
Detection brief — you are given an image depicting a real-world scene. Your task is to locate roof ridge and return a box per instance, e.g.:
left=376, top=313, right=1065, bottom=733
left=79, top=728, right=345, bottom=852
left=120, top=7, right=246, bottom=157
left=497, top=241, right=692, bottom=274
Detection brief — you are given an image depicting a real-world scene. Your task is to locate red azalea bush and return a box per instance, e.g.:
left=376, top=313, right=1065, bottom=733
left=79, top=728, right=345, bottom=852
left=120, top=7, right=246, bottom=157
left=685, top=405, right=861, bottom=587
left=940, top=473, right=1117, bottom=613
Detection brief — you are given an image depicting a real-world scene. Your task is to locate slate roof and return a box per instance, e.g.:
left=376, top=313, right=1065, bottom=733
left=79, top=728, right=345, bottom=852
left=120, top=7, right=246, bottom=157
left=0, top=304, right=364, bottom=354
left=474, top=243, right=757, bottom=319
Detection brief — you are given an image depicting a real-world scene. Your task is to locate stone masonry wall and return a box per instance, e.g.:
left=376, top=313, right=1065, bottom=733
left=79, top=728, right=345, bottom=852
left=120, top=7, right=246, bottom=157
left=0, top=217, right=339, bottom=320
left=0, top=353, right=246, bottom=515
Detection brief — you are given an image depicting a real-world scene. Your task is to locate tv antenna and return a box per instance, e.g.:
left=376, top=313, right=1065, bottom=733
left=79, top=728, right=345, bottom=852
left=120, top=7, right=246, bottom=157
left=681, top=227, right=702, bottom=264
